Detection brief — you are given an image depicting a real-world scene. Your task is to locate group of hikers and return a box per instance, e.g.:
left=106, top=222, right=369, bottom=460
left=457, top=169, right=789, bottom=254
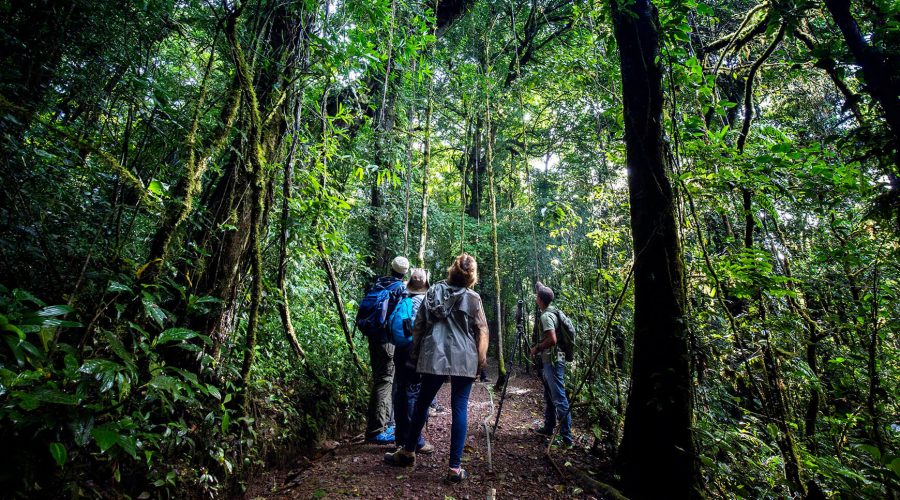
left=355, top=252, right=574, bottom=485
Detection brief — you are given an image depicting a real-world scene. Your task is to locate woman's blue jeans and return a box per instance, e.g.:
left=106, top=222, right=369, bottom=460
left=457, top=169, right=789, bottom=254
left=404, top=374, right=474, bottom=468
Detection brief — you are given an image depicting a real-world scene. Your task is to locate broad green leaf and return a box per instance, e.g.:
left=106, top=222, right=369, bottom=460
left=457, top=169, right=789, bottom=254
left=33, top=386, right=79, bottom=405
left=92, top=425, right=120, bottom=452
left=142, top=296, right=167, bottom=328
left=108, top=282, right=131, bottom=293
left=104, top=331, right=135, bottom=370
left=68, top=416, right=94, bottom=447
left=148, top=375, right=180, bottom=394
left=858, top=444, right=881, bottom=461
left=49, top=442, right=67, bottom=467
left=155, top=327, right=199, bottom=345
left=36, top=305, right=74, bottom=317
left=206, top=384, right=222, bottom=400
left=890, top=458, right=900, bottom=480
left=147, top=179, right=165, bottom=196
left=118, top=435, right=138, bottom=458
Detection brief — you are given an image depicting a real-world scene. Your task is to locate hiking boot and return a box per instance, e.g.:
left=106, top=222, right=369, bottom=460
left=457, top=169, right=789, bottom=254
left=383, top=448, right=415, bottom=467
left=554, top=439, right=575, bottom=449
left=416, top=441, right=435, bottom=454
left=548, top=435, right=575, bottom=449
left=444, top=467, right=469, bottom=485
left=532, top=425, right=553, bottom=437
left=366, top=426, right=395, bottom=444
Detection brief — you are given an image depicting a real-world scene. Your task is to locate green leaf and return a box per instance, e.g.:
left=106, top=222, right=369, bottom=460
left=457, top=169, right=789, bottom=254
left=2, top=319, right=25, bottom=339
left=12, top=391, right=40, bottom=410
left=155, top=327, right=199, bottom=345
left=13, top=289, right=45, bottom=307
left=36, top=305, right=74, bottom=317
left=79, top=359, right=122, bottom=393
left=92, top=425, right=120, bottom=452
left=858, top=444, right=881, bottom=461
left=107, top=281, right=131, bottom=293
left=142, top=296, right=167, bottom=328
left=118, top=435, right=138, bottom=459
left=49, top=442, right=67, bottom=467
left=33, top=386, right=79, bottom=405
left=104, top=331, right=135, bottom=369
left=206, top=384, right=222, bottom=400
left=889, top=458, right=900, bottom=480
left=147, top=179, right=165, bottom=196
left=148, top=375, right=180, bottom=394
left=68, top=416, right=94, bottom=447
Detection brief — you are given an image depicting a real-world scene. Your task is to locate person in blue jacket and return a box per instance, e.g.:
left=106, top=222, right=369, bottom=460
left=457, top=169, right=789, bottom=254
left=388, top=268, right=434, bottom=454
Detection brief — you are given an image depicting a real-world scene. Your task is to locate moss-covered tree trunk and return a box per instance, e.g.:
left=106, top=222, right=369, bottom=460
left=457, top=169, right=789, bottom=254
left=186, top=2, right=298, bottom=350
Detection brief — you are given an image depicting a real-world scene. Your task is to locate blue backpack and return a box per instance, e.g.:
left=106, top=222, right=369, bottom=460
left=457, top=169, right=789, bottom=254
left=356, top=279, right=405, bottom=340
left=389, top=295, right=423, bottom=347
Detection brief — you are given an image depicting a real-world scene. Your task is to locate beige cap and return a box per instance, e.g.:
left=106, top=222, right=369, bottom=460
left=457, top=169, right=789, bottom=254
left=391, top=256, right=410, bottom=275
left=407, top=268, right=429, bottom=294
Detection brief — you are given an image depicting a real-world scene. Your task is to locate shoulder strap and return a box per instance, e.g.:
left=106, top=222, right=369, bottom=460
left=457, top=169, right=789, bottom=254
left=555, top=309, right=568, bottom=328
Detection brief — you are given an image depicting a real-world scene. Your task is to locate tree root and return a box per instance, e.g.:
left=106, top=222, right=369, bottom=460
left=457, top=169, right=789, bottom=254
left=546, top=452, right=629, bottom=500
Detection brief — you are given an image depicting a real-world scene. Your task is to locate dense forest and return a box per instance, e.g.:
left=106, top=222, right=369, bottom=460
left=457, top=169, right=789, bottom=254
left=1, top=0, right=898, bottom=497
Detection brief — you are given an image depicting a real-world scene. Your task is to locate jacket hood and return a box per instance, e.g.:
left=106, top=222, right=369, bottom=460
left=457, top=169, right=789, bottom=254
left=424, top=281, right=468, bottom=319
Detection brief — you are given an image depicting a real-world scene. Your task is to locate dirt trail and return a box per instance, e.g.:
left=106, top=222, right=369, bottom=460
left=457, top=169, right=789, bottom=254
left=248, top=366, right=608, bottom=499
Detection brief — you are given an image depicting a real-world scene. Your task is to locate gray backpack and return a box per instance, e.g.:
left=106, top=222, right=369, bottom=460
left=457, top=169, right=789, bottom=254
left=553, top=309, right=576, bottom=362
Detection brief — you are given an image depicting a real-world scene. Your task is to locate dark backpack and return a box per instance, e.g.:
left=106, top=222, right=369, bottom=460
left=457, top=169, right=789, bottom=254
left=553, top=309, right=576, bottom=362
left=356, top=279, right=404, bottom=341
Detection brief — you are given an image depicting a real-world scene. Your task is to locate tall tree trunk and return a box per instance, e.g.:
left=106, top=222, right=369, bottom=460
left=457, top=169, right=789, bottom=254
left=369, top=178, right=389, bottom=271
left=368, top=73, right=395, bottom=272
left=459, top=113, right=472, bottom=252
left=485, top=103, right=506, bottom=382
left=758, top=307, right=806, bottom=496
left=824, top=0, right=900, bottom=228
left=417, top=73, right=433, bottom=268
left=465, top=116, right=484, bottom=218
left=187, top=2, right=298, bottom=350
left=611, top=1, right=698, bottom=498
left=403, top=88, right=414, bottom=256
left=226, top=8, right=266, bottom=408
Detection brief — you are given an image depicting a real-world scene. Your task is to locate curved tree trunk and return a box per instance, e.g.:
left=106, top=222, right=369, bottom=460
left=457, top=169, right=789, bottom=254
left=277, top=102, right=306, bottom=360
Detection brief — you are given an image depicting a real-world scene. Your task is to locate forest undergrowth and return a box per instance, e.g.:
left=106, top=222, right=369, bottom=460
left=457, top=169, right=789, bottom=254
left=1, top=0, right=898, bottom=498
